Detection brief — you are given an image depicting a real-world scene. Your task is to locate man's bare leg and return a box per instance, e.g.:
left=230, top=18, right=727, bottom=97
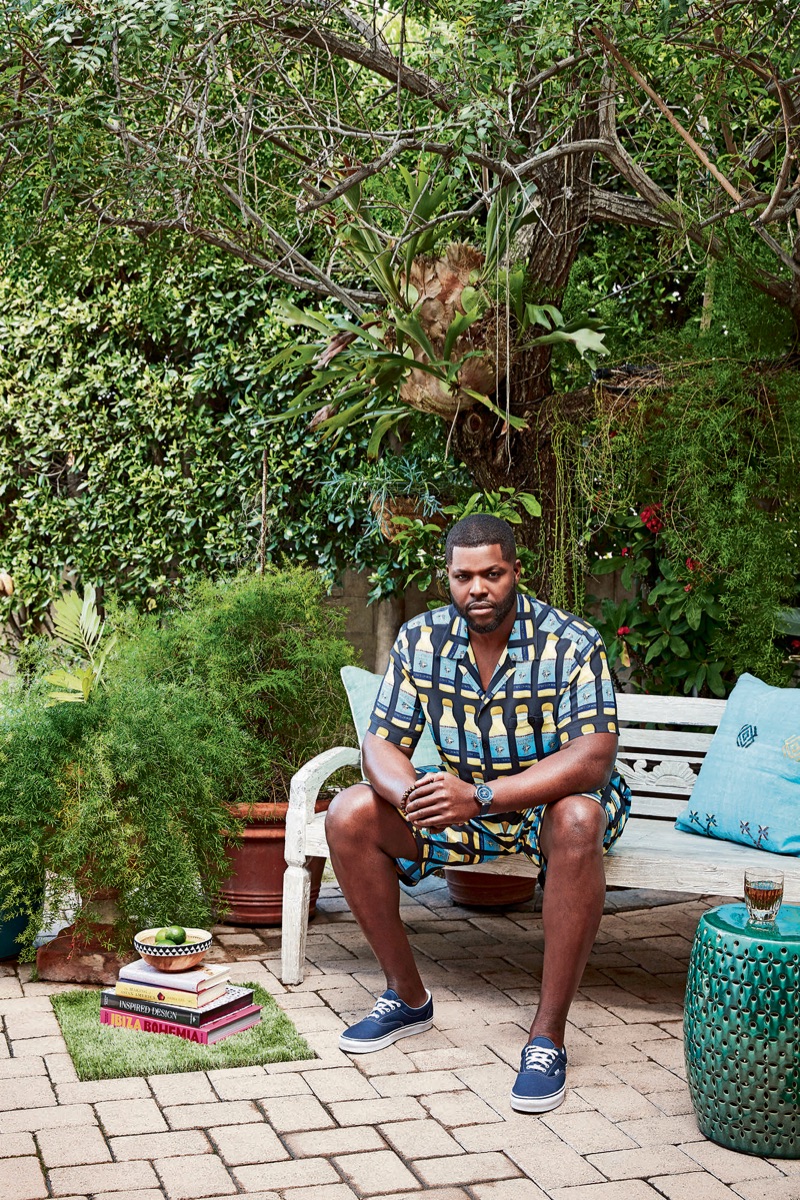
left=325, top=784, right=428, bottom=1007
left=529, top=794, right=607, bottom=1046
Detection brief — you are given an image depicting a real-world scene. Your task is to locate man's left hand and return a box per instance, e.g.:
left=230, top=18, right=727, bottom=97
left=403, top=772, right=479, bottom=829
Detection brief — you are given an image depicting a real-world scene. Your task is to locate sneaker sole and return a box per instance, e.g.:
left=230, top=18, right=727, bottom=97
left=509, top=1083, right=566, bottom=1113
left=338, top=1017, right=434, bottom=1054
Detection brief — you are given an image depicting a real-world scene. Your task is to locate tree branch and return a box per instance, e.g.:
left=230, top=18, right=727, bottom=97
left=217, top=181, right=368, bottom=317
left=588, top=187, right=674, bottom=229
left=595, top=28, right=800, bottom=284
left=86, top=206, right=382, bottom=306
left=252, top=17, right=452, bottom=111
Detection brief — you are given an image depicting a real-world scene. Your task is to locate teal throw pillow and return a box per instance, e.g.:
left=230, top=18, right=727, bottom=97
left=340, top=665, right=440, bottom=769
left=674, top=672, right=800, bottom=855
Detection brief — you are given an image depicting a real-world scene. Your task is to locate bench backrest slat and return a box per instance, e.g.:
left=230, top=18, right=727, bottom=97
left=615, top=692, right=726, bottom=822
left=617, top=728, right=715, bottom=755
left=616, top=694, right=726, bottom=725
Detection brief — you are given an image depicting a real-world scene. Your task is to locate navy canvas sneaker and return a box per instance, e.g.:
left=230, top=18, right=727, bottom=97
left=510, top=1035, right=568, bottom=1112
left=339, top=989, right=434, bottom=1053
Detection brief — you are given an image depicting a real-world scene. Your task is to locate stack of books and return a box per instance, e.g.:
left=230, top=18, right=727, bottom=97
left=100, top=959, right=261, bottom=1044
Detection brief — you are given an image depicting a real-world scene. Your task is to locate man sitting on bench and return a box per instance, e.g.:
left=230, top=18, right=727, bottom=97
left=325, top=514, right=630, bottom=1112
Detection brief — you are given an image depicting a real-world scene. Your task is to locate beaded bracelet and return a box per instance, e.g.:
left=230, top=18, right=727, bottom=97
left=399, top=781, right=417, bottom=812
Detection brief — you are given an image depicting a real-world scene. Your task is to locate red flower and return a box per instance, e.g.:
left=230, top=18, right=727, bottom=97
left=620, top=546, right=631, bottom=557
left=684, top=584, right=692, bottom=592
left=791, top=639, right=800, bottom=651
left=617, top=625, right=631, bottom=636
left=686, top=557, right=702, bottom=572
left=639, top=503, right=664, bottom=534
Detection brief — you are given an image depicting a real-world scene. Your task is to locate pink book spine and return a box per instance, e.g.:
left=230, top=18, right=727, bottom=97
left=100, top=1006, right=259, bottom=1044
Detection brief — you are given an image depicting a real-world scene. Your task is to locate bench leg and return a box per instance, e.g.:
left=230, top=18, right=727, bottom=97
left=281, top=862, right=311, bottom=985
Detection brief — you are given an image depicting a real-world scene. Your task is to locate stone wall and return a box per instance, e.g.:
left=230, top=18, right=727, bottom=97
left=327, top=569, right=440, bottom=675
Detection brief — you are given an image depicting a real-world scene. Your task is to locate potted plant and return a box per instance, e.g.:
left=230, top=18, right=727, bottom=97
left=0, top=647, right=242, bottom=979
left=108, top=569, right=358, bottom=925
left=0, top=568, right=358, bottom=982
left=323, top=454, right=450, bottom=544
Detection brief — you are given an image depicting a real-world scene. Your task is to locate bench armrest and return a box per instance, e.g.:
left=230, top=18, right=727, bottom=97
left=286, top=746, right=361, bottom=867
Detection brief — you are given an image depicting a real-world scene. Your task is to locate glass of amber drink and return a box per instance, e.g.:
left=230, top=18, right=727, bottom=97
left=744, top=868, right=784, bottom=926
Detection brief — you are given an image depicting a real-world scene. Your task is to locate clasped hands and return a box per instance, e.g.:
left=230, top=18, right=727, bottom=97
left=401, top=771, right=478, bottom=830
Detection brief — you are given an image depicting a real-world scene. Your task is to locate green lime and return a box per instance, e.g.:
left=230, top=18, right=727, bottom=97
left=163, top=925, right=186, bottom=944
left=154, top=928, right=172, bottom=943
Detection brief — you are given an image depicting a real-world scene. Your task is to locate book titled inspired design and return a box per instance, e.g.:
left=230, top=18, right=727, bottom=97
left=100, top=984, right=254, bottom=1028
left=100, top=1003, right=261, bottom=1044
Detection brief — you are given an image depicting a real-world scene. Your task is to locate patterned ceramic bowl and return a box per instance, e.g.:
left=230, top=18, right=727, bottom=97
left=133, top=928, right=212, bottom=972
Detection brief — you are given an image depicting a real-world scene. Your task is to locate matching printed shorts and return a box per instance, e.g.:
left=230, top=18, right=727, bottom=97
left=394, top=769, right=631, bottom=888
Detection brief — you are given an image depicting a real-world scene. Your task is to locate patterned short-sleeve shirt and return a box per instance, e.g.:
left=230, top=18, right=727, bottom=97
left=367, top=592, right=620, bottom=785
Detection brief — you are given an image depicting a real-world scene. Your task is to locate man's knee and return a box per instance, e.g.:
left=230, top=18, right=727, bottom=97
left=325, top=784, right=380, bottom=850
left=541, top=794, right=606, bottom=858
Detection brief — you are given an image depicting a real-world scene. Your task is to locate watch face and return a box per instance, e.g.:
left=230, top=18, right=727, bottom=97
left=476, top=785, right=493, bottom=803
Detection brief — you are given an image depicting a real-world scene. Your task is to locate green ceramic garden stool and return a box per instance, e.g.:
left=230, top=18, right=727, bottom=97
left=684, top=902, right=799, bottom=1157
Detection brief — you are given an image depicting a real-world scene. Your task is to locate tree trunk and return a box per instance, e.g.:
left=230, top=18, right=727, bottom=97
left=451, top=135, right=598, bottom=609
left=451, top=384, right=594, bottom=608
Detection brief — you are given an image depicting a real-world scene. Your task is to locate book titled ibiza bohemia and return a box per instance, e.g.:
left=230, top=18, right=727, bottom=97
left=99, top=1004, right=261, bottom=1044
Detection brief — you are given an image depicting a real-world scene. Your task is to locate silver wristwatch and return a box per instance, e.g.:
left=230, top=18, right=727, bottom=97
left=474, top=783, right=494, bottom=816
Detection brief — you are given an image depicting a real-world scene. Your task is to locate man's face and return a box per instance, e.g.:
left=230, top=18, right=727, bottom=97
left=447, top=544, right=521, bottom=634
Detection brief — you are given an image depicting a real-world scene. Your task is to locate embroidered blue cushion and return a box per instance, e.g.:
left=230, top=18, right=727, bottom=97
left=674, top=672, right=800, bottom=855
left=340, top=665, right=440, bottom=770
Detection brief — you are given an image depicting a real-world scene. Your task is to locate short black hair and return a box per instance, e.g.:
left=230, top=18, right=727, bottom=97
left=445, top=514, right=517, bottom=565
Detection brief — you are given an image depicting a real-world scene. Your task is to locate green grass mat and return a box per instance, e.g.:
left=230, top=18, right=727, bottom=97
left=52, top=982, right=315, bottom=1081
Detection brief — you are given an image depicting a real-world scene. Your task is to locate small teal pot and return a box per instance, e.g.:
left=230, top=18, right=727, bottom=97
left=0, top=911, right=30, bottom=960
left=0, top=889, right=44, bottom=960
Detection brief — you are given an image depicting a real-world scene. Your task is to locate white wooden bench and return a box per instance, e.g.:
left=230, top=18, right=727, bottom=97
left=281, top=687, right=800, bottom=984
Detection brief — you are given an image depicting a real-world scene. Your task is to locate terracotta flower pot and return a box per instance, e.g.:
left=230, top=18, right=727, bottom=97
left=220, top=797, right=331, bottom=926
left=443, top=867, right=537, bottom=908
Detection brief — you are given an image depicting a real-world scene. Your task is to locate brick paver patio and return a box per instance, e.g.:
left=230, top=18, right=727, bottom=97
left=1, top=876, right=796, bottom=1200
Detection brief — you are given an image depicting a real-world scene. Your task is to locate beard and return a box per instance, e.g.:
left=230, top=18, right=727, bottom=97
left=453, top=582, right=517, bottom=634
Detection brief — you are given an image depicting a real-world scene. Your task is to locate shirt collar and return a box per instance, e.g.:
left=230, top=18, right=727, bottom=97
left=440, top=592, right=537, bottom=662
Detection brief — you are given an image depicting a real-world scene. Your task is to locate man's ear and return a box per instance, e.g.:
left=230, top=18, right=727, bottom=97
left=514, top=558, right=522, bottom=580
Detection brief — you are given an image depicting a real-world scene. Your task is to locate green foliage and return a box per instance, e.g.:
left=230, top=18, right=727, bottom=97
left=0, top=673, right=243, bottom=956
left=582, top=351, right=800, bottom=692
left=107, top=570, right=358, bottom=799
left=273, top=182, right=606, bottom=452
left=591, top=513, right=730, bottom=696
left=45, top=584, right=117, bottom=704
left=0, top=569, right=358, bottom=956
left=0, top=242, right=382, bottom=637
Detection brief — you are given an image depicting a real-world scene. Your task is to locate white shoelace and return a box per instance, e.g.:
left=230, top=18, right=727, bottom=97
left=369, top=996, right=402, bottom=1020
left=522, top=1043, right=561, bottom=1073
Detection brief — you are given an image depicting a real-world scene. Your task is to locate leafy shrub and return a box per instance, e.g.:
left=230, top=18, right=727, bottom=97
left=0, top=677, right=244, bottom=955
left=0, top=568, right=358, bottom=954
left=108, top=569, right=358, bottom=801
